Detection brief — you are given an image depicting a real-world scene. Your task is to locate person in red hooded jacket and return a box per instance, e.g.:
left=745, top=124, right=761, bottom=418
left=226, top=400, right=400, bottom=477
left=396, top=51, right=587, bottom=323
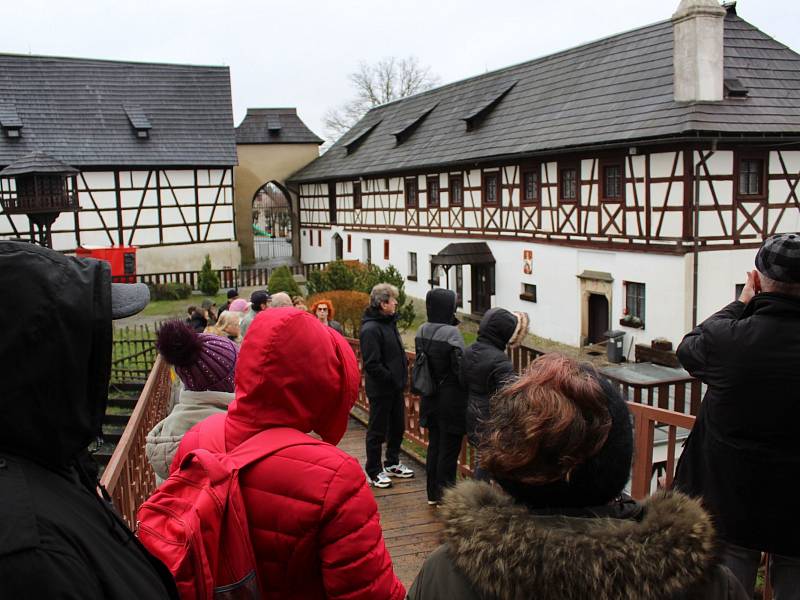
left=173, top=307, right=405, bottom=600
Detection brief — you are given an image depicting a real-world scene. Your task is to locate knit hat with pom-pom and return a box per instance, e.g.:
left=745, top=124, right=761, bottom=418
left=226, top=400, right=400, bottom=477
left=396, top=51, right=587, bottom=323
left=156, top=320, right=237, bottom=392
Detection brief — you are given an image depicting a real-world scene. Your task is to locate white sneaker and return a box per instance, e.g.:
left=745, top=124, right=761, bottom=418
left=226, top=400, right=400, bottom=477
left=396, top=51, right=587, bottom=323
left=367, top=471, right=392, bottom=488
left=383, top=463, right=415, bottom=478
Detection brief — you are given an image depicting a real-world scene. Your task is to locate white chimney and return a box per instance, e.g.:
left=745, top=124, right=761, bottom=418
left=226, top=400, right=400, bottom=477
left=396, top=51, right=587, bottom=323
left=672, top=0, right=727, bottom=102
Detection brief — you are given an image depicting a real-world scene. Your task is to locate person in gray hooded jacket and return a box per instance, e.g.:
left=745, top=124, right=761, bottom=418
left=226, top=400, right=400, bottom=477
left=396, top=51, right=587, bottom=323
left=415, top=289, right=466, bottom=505
left=146, top=320, right=237, bottom=483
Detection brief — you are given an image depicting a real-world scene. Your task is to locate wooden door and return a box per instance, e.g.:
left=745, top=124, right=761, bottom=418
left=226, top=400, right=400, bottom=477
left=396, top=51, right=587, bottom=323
left=471, top=265, right=492, bottom=315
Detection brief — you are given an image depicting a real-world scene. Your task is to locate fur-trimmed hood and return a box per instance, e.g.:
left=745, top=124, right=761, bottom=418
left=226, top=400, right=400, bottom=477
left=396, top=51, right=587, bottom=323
left=437, top=480, right=721, bottom=600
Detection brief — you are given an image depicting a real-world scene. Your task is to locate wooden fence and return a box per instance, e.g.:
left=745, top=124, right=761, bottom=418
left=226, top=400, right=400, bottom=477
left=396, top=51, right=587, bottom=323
left=111, top=324, right=158, bottom=384
left=100, top=356, right=172, bottom=528
left=112, top=262, right=328, bottom=290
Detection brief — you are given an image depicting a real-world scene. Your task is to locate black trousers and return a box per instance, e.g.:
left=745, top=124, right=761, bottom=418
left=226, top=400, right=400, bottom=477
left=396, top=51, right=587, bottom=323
left=365, top=391, right=405, bottom=478
left=426, top=423, right=463, bottom=503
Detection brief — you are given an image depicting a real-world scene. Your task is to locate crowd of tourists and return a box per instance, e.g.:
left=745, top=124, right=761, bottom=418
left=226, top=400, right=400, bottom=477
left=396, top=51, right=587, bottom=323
left=0, top=233, right=798, bottom=598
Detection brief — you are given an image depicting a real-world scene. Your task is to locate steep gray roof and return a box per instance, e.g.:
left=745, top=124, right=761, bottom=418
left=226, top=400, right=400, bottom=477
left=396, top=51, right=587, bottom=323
left=236, top=108, right=323, bottom=145
left=0, top=54, right=237, bottom=168
left=290, top=13, right=800, bottom=183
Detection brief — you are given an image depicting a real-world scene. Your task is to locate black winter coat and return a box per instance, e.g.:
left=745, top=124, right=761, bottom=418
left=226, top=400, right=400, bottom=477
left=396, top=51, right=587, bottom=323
left=0, top=241, right=177, bottom=599
left=359, top=306, right=408, bottom=397
left=461, top=308, right=517, bottom=446
left=674, top=294, right=800, bottom=555
left=408, top=481, right=747, bottom=600
left=415, top=289, right=466, bottom=435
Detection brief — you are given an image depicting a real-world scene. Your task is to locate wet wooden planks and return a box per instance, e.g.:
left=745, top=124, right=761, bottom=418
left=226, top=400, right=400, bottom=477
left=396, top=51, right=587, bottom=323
left=337, top=417, right=443, bottom=589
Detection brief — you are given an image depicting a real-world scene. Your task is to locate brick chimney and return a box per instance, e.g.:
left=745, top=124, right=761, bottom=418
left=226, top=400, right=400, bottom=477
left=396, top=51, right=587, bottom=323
left=672, top=0, right=727, bottom=102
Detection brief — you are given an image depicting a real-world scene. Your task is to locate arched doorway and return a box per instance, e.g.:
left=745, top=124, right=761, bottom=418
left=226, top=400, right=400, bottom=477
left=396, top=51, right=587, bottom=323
left=332, top=233, right=343, bottom=260
left=252, top=181, right=293, bottom=261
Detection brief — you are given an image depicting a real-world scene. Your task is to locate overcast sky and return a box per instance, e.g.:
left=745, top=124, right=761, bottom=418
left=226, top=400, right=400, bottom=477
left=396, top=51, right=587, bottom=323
left=3, top=1, right=799, bottom=140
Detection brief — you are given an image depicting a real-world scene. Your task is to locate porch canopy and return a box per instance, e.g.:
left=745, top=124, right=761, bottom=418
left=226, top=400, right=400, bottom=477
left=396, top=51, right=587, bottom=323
left=431, top=242, right=495, bottom=266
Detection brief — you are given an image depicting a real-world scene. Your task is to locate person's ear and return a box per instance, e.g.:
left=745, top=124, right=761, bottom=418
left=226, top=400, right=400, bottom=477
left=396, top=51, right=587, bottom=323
left=753, top=270, right=762, bottom=293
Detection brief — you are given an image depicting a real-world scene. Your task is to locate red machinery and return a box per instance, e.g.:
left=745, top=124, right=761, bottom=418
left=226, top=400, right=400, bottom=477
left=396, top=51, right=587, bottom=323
left=76, top=246, right=137, bottom=283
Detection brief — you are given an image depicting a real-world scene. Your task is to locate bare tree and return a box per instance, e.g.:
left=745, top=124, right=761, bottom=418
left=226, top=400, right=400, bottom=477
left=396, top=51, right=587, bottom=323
left=324, top=56, right=440, bottom=143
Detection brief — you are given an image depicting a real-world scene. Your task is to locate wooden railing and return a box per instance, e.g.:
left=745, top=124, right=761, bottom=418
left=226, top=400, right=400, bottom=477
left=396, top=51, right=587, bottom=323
left=111, top=324, right=158, bottom=384
left=348, top=338, right=698, bottom=492
left=100, top=356, right=173, bottom=528
left=112, top=262, right=329, bottom=290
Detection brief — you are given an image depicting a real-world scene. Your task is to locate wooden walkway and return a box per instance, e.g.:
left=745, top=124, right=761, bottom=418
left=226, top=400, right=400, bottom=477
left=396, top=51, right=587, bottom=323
left=337, top=417, right=444, bottom=588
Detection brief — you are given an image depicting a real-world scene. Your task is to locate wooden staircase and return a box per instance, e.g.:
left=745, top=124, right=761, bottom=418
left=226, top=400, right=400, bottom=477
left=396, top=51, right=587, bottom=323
left=94, top=383, right=144, bottom=475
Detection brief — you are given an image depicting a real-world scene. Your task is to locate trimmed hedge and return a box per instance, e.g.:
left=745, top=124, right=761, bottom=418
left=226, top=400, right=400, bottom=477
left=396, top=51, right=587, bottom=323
left=148, top=282, right=192, bottom=301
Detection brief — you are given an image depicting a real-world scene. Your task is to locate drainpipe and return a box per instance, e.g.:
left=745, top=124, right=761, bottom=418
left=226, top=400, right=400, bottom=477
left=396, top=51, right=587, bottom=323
left=692, top=139, right=717, bottom=327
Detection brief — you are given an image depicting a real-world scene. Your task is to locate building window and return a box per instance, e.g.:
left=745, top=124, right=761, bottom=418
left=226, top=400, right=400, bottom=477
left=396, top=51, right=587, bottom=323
left=328, top=183, right=337, bottom=224
left=408, top=252, right=418, bottom=281
left=383, top=239, right=390, bottom=260
left=520, top=283, right=537, bottom=302
left=317, top=230, right=322, bottom=246
left=521, top=166, right=540, bottom=205
left=427, top=176, right=440, bottom=208
left=455, top=265, right=463, bottom=307
left=309, top=229, right=313, bottom=247
left=736, top=153, right=767, bottom=199
left=622, top=281, right=645, bottom=328
left=600, top=160, right=624, bottom=201
left=347, top=234, right=352, bottom=253
left=405, top=177, right=418, bottom=208
left=559, top=163, right=579, bottom=203
left=483, top=171, right=500, bottom=205
left=449, top=173, right=463, bottom=207
left=363, top=239, right=372, bottom=264
left=353, top=181, right=362, bottom=210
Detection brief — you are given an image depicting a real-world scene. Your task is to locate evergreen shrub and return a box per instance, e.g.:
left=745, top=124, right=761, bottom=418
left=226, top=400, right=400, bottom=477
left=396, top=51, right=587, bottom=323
left=198, top=255, right=220, bottom=296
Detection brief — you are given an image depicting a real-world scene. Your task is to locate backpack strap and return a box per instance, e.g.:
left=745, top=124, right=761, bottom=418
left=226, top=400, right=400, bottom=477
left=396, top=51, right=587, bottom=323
left=420, top=323, right=445, bottom=354
left=223, top=427, right=324, bottom=472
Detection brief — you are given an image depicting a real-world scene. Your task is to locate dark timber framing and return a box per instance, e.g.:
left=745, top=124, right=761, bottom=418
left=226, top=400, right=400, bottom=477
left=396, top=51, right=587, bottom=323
left=297, top=143, right=800, bottom=255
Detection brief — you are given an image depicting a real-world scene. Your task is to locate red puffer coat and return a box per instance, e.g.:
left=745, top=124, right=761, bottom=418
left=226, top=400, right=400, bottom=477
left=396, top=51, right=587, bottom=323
left=174, top=307, right=405, bottom=600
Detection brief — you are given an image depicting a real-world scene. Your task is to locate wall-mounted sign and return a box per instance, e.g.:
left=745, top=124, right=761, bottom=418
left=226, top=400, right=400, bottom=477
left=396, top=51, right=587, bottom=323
left=523, top=249, right=533, bottom=275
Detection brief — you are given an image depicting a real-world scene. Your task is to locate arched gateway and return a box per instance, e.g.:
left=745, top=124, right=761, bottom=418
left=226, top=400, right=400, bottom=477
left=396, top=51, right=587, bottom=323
left=252, top=181, right=293, bottom=261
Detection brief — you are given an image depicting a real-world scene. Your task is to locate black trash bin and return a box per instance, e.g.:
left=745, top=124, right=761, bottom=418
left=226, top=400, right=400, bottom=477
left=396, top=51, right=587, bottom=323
left=604, top=330, right=625, bottom=363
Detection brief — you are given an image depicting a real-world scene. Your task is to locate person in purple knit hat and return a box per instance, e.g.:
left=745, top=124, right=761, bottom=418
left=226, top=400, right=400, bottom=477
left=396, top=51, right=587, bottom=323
left=146, top=320, right=238, bottom=483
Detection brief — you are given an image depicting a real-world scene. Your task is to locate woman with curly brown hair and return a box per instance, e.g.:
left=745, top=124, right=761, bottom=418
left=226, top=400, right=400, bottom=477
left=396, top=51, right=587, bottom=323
left=409, top=353, right=747, bottom=600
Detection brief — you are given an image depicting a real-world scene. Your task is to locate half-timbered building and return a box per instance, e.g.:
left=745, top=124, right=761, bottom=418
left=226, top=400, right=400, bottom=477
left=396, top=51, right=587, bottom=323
left=0, top=54, right=238, bottom=272
left=289, top=0, right=800, bottom=353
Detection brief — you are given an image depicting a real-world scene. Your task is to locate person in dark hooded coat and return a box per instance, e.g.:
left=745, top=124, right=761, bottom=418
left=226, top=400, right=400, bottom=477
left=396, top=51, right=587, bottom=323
left=460, top=307, right=528, bottom=480
left=415, top=289, right=466, bottom=505
left=0, top=241, right=177, bottom=599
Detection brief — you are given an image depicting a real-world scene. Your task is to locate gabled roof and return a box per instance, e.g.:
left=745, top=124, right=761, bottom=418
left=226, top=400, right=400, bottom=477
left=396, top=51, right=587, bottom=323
left=290, top=12, right=800, bottom=183
left=0, top=150, right=78, bottom=176
left=0, top=53, right=237, bottom=168
left=236, top=108, right=323, bottom=145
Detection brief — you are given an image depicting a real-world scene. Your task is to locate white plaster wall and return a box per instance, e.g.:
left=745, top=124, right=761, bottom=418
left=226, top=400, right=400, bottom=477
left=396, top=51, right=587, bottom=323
left=300, top=226, right=692, bottom=351
left=694, top=247, right=759, bottom=322
left=136, top=240, right=240, bottom=273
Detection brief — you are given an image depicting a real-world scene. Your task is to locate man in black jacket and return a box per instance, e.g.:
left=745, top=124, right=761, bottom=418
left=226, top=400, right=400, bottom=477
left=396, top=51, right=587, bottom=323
left=674, top=233, right=800, bottom=598
left=0, top=241, right=178, bottom=599
left=360, top=283, right=414, bottom=488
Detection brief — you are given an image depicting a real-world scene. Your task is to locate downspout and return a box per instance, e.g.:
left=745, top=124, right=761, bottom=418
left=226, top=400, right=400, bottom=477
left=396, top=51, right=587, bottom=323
left=691, top=139, right=717, bottom=327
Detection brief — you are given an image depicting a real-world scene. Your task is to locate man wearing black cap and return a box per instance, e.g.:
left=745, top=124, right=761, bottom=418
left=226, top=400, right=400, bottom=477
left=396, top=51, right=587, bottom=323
left=240, top=289, right=270, bottom=338
left=674, top=233, right=800, bottom=598
left=218, top=288, right=239, bottom=315
left=0, top=241, right=177, bottom=598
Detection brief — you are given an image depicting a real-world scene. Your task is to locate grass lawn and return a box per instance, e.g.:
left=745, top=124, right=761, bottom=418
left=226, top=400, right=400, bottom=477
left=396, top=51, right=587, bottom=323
left=139, top=292, right=229, bottom=317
